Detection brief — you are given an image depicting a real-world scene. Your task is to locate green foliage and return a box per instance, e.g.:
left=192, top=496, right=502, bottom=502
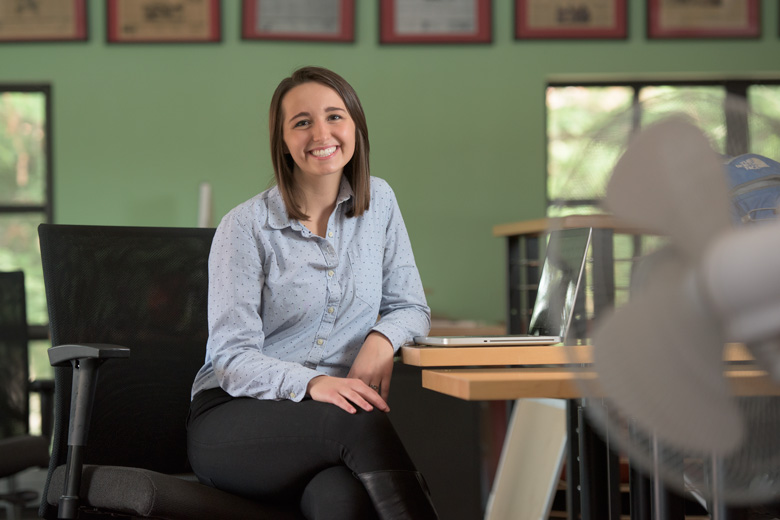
left=749, top=86, right=780, bottom=160
left=0, top=92, right=47, bottom=204
left=546, top=86, right=633, bottom=205
left=0, top=91, right=48, bottom=324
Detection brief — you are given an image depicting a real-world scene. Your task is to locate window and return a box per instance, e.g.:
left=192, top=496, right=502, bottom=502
left=546, top=79, right=780, bottom=216
left=0, top=85, right=53, bottom=402
left=546, top=79, right=780, bottom=315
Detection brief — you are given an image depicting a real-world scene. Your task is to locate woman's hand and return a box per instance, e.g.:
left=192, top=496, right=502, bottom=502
left=306, top=375, right=390, bottom=414
left=347, top=332, right=395, bottom=402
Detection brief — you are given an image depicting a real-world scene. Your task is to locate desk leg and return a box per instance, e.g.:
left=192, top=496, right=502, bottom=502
left=630, top=464, right=652, bottom=520
left=566, top=401, right=581, bottom=520
left=655, top=485, right=685, bottom=519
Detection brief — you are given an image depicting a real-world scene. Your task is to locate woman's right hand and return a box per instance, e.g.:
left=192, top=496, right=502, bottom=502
left=306, top=375, right=390, bottom=414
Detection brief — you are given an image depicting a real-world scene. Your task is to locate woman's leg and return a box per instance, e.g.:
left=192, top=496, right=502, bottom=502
left=187, top=387, right=415, bottom=500
left=300, top=466, right=378, bottom=520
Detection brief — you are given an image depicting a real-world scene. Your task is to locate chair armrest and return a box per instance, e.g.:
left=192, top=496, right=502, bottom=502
left=48, top=343, right=130, bottom=367
left=47, top=343, right=130, bottom=520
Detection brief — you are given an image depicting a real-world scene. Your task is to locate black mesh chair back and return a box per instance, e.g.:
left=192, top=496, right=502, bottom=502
left=40, top=225, right=217, bottom=519
left=38, top=224, right=303, bottom=520
left=38, top=224, right=300, bottom=520
left=0, top=271, right=30, bottom=439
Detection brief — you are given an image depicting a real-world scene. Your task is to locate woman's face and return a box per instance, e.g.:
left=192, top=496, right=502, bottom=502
left=281, top=82, right=356, bottom=182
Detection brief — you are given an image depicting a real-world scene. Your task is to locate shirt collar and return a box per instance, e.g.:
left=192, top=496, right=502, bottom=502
left=267, top=177, right=354, bottom=231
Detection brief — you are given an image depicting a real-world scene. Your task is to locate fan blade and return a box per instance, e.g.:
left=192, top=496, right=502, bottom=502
left=605, top=116, right=731, bottom=261
left=592, top=250, right=744, bottom=455
left=701, top=223, right=780, bottom=382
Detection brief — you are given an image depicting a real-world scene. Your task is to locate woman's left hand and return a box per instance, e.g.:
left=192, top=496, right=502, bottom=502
left=347, top=332, right=395, bottom=402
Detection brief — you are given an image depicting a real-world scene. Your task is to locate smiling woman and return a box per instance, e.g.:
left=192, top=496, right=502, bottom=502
left=186, top=66, right=438, bottom=519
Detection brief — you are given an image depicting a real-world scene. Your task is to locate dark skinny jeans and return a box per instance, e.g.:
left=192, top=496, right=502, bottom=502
left=187, top=387, right=417, bottom=519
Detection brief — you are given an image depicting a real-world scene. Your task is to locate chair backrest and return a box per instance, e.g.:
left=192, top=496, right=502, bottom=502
left=38, top=225, right=215, bottom=511
left=0, top=271, right=30, bottom=438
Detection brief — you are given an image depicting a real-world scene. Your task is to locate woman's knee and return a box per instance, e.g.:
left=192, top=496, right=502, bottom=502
left=322, top=408, right=415, bottom=473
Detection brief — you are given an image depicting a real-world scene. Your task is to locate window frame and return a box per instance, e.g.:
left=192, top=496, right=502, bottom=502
left=0, top=83, right=53, bottom=338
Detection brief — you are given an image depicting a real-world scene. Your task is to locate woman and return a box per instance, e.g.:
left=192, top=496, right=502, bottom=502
left=187, top=66, right=438, bottom=520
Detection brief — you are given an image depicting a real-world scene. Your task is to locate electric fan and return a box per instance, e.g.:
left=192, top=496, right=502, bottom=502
left=550, top=91, right=780, bottom=511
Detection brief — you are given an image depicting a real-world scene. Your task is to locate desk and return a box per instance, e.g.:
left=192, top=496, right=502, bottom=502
left=401, top=343, right=762, bottom=401
left=491, top=216, right=720, bottom=519
left=401, top=343, right=765, bottom=519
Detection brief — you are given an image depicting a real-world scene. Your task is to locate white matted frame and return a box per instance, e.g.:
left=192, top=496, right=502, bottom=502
left=380, top=0, right=491, bottom=44
left=241, top=0, right=354, bottom=42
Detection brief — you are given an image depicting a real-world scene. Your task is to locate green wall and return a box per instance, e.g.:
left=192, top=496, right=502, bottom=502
left=1, top=0, right=779, bottom=324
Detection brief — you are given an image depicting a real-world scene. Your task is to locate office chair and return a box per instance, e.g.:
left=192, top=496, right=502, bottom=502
left=0, top=271, right=51, bottom=519
left=38, top=224, right=301, bottom=519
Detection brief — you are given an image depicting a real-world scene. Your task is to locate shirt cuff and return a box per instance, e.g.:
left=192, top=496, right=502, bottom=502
left=370, top=322, right=410, bottom=353
left=284, top=366, right=322, bottom=402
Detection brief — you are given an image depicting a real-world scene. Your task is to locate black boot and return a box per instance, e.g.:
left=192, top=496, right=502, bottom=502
left=357, top=470, right=439, bottom=520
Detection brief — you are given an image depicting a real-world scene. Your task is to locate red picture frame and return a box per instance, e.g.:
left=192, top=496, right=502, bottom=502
left=106, top=0, right=221, bottom=43
left=380, top=0, right=491, bottom=44
left=242, top=0, right=354, bottom=42
left=648, top=0, right=760, bottom=39
left=0, top=0, right=88, bottom=42
left=515, top=0, right=627, bottom=40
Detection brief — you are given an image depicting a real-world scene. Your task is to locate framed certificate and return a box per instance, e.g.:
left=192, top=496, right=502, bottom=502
left=380, top=0, right=492, bottom=44
left=0, top=0, right=88, bottom=42
left=515, top=0, right=627, bottom=39
left=648, top=0, right=760, bottom=39
left=241, top=0, right=354, bottom=42
left=107, top=0, right=221, bottom=43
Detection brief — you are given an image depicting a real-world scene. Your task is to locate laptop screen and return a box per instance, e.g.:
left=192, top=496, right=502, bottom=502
left=527, top=228, right=592, bottom=339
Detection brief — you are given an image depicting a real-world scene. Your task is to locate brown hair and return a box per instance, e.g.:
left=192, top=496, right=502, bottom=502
left=269, top=66, right=370, bottom=220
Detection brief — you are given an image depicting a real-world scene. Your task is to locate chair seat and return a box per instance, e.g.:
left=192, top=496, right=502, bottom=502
left=0, top=435, right=50, bottom=477
left=47, top=465, right=301, bottom=520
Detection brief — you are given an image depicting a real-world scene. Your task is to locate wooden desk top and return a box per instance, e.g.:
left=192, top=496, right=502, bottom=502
left=422, top=366, right=780, bottom=401
left=401, top=343, right=752, bottom=368
left=401, top=344, right=591, bottom=367
left=403, top=343, right=769, bottom=401
left=492, top=214, right=652, bottom=238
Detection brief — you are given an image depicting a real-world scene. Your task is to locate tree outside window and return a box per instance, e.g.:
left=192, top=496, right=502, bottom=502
left=0, top=85, right=53, bottom=405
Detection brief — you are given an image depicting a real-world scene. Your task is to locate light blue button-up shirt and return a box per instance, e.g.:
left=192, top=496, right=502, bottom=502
left=191, top=176, right=430, bottom=402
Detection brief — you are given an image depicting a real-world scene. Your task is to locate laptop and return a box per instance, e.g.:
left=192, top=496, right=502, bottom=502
left=414, top=227, right=592, bottom=347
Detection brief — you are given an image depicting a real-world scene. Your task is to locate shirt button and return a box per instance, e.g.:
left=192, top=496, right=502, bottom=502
left=328, top=231, right=334, bottom=238
left=327, top=270, right=334, bottom=277
left=317, top=339, right=324, bottom=345
left=290, top=392, right=296, bottom=399
left=328, top=307, right=335, bottom=314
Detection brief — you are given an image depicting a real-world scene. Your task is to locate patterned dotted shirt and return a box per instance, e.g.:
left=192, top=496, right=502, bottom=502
left=191, top=176, right=430, bottom=402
